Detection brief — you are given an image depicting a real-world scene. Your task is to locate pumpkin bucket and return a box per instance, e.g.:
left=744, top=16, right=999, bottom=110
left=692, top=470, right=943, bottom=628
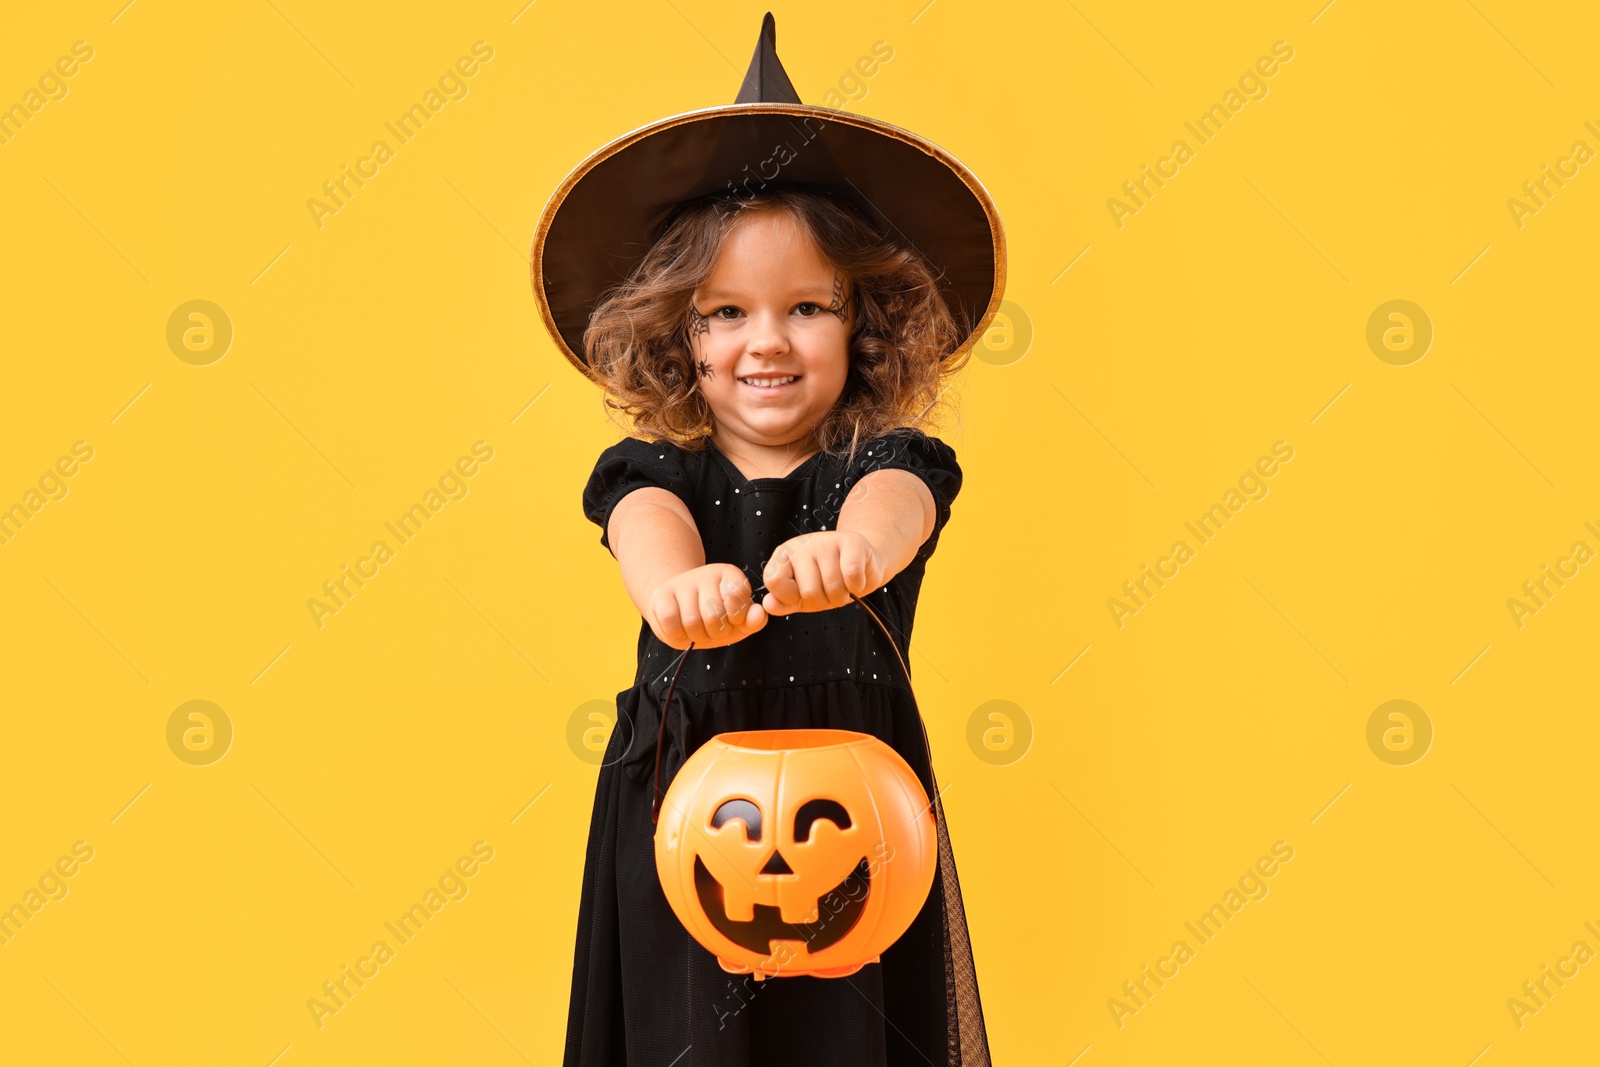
left=654, top=727, right=936, bottom=980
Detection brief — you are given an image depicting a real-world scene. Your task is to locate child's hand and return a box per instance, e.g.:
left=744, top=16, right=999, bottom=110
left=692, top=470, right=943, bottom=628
left=645, top=563, right=768, bottom=650
left=761, top=531, right=887, bottom=617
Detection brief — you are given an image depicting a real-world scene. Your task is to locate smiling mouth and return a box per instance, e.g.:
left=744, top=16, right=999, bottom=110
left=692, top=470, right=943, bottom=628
left=693, top=854, right=870, bottom=955
left=738, top=375, right=801, bottom=392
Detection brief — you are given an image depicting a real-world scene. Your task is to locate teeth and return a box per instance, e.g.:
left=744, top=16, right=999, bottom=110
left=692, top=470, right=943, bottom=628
left=740, top=376, right=797, bottom=387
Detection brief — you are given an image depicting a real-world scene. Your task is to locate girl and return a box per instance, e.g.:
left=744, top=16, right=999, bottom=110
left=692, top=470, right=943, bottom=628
left=532, top=14, right=1005, bottom=1066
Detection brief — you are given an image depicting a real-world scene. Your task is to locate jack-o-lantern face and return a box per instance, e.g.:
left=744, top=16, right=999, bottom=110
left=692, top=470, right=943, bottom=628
left=655, top=729, right=936, bottom=980
left=695, top=796, right=870, bottom=955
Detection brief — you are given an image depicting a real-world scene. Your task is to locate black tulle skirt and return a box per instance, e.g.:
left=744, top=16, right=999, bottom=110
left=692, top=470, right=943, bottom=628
left=561, top=677, right=991, bottom=1066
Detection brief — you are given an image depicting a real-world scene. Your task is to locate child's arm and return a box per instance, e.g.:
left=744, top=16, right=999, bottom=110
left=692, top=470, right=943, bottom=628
left=761, top=469, right=935, bottom=615
left=608, top=487, right=768, bottom=649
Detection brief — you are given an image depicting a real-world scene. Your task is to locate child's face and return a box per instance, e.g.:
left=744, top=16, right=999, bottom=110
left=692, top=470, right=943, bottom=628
left=688, top=208, right=852, bottom=452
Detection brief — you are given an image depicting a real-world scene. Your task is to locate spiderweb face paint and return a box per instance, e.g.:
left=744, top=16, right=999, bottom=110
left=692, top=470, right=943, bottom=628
left=688, top=305, right=711, bottom=340
left=822, top=274, right=851, bottom=324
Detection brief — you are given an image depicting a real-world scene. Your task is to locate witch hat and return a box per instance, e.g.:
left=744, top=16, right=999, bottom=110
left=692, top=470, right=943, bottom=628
left=531, top=12, right=1006, bottom=384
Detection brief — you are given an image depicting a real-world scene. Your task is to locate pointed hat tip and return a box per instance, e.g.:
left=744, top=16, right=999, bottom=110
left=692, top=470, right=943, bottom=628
left=734, top=10, right=802, bottom=105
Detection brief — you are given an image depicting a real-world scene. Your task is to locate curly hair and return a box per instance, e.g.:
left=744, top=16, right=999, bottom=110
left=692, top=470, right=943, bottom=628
left=582, top=183, right=969, bottom=468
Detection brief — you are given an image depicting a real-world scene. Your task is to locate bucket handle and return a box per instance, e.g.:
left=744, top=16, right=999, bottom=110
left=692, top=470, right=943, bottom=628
left=649, top=589, right=937, bottom=829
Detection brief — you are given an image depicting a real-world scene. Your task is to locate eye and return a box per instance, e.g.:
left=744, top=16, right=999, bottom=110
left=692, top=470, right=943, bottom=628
left=713, top=306, right=741, bottom=320
left=793, top=799, right=851, bottom=842
left=794, top=302, right=821, bottom=316
left=711, top=798, right=761, bottom=841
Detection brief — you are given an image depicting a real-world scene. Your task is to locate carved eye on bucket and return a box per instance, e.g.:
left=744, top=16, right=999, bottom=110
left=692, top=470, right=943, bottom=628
left=794, top=799, right=851, bottom=842
left=712, top=798, right=762, bottom=841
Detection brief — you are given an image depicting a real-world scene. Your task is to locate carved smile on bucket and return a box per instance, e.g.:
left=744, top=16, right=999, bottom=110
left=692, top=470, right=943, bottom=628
left=693, top=853, right=871, bottom=955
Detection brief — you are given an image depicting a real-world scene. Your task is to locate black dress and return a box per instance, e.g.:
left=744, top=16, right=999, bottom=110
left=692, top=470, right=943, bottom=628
left=565, top=427, right=990, bottom=1067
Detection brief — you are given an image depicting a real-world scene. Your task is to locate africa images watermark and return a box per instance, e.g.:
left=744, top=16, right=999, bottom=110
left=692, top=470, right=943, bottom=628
left=718, top=40, right=892, bottom=209
left=306, top=41, right=495, bottom=229
left=307, top=441, right=495, bottom=629
left=1107, top=440, right=1296, bottom=629
left=1108, top=839, right=1296, bottom=1028
left=1505, top=917, right=1600, bottom=1031
left=0, top=440, right=95, bottom=548
left=0, top=840, right=95, bottom=947
left=1107, top=40, right=1296, bottom=229
left=820, top=40, right=894, bottom=111
left=306, top=840, right=495, bottom=1029
left=1505, top=119, right=1600, bottom=231
left=1504, top=517, right=1599, bottom=630
left=0, top=40, right=95, bottom=147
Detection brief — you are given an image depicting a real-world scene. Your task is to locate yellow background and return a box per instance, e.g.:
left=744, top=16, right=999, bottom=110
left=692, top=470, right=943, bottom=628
left=2, top=0, right=1597, bottom=1063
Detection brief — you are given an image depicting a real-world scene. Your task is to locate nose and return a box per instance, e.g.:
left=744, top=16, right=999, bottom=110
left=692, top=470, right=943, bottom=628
left=745, top=308, right=789, bottom=359
left=759, top=849, right=793, bottom=875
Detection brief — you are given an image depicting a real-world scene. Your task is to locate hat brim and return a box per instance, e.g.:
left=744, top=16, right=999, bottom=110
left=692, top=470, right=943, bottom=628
left=531, top=103, right=1006, bottom=383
